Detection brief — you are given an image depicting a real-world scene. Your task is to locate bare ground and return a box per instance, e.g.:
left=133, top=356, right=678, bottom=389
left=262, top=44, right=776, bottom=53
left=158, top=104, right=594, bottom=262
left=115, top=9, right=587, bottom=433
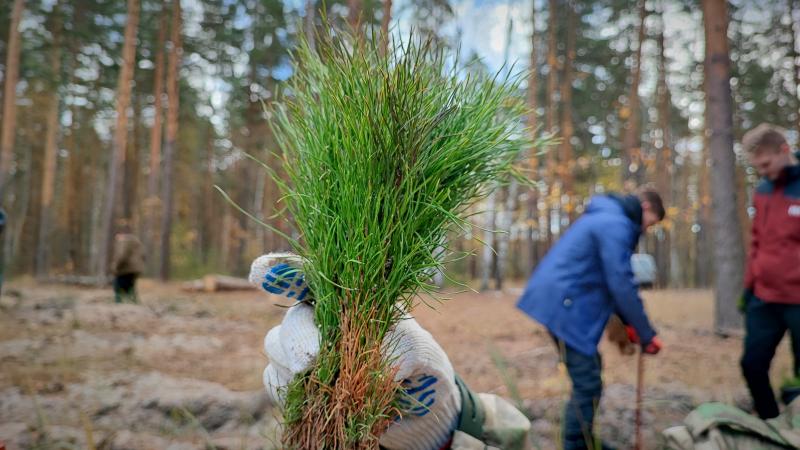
left=0, top=281, right=793, bottom=449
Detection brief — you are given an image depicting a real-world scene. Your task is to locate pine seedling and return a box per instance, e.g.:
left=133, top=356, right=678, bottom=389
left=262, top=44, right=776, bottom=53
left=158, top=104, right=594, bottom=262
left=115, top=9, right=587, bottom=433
left=266, top=29, right=536, bottom=449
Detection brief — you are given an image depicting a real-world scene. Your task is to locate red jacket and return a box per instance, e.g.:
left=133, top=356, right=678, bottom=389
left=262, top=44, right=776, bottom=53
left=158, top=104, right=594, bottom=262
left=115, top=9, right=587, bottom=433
left=745, top=159, right=800, bottom=303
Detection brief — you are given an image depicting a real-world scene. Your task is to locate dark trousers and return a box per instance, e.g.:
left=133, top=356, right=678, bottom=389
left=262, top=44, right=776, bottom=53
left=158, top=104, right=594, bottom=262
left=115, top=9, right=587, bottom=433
left=113, top=273, right=138, bottom=303
left=741, top=295, right=800, bottom=419
left=553, top=337, right=606, bottom=450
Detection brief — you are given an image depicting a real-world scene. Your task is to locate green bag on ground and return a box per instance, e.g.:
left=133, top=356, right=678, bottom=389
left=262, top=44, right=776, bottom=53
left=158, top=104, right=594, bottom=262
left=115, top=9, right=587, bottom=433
left=664, top=399, right=800, bottom=449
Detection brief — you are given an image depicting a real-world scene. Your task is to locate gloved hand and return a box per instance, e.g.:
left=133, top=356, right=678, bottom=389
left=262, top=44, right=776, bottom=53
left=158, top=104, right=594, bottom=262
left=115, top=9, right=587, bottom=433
left=250, top=253, right=461, bottom=450
left=625, top=325, right=663, bottom=355
left=606, top=314, right=637, bottom=355
left=738, top=288, right=754, bottom=313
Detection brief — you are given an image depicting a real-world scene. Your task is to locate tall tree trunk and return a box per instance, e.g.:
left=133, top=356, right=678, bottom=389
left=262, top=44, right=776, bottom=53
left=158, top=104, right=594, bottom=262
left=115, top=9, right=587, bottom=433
left=479, top=192, right=496, bottom=291
left=8, top=143, right=32, bottom=272
left=792, top=0, right=800, bottom=137
left=494, top=16, right=516, bottom=289
left=123, top=94, right=141, bottom=223
left=144, top=2, right=168, bottom=275
left=544, top=0, right=558, bottom=249
left=560, top=1, right=576, bottom=221
left=622, top=0, right=647, bottom=189
left=526, top=0, right=539, bottom=272
left=381, top=0, right=392, bottom=56
left=199, top=126, right=213, bottom=264
left=702, top=0, right=745, bottom=332
left=655, top=3, right=673, bottom=287
left=160, top=0, right=182, bottom=281
left=35, top=2, right=63, bottom=277
left=97, top=0, right=140, bottom=276
left=348, top=0, right=361, bottom=32
left=305, top=0, right=316, bottom=52
left=0, top=0, right=25, bottom=198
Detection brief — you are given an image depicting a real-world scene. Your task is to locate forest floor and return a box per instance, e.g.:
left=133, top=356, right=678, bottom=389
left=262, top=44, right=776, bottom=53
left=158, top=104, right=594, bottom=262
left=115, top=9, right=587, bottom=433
left=0, top=280, right=793, bottom=449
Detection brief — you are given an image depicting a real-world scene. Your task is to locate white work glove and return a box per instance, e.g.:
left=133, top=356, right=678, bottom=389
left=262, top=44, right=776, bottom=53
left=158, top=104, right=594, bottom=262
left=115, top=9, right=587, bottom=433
left=250, top=253, right=462, bottom=450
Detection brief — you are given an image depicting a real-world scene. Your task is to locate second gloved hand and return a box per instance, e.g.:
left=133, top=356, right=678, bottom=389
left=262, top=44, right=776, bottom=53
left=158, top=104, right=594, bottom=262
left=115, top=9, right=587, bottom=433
left=625, top=325, right=663, bottom=355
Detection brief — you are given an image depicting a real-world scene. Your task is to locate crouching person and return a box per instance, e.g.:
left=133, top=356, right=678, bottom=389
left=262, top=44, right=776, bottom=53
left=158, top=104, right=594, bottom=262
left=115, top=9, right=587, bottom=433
left=517, top=190, right=666, bottom=450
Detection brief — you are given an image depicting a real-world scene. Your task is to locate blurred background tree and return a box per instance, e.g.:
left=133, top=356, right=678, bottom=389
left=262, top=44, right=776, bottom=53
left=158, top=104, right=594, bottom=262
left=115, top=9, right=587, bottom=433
left=0, top=0, right=796, bottom=303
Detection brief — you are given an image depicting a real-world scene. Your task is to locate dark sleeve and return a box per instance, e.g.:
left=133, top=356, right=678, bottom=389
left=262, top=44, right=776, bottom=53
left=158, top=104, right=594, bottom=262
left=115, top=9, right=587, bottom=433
left=595, top=225, right=657, bottom=345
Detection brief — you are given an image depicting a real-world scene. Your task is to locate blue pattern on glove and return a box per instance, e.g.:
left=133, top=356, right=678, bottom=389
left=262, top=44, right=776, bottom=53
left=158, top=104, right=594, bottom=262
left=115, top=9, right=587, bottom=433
left=261, top=263, right=310, bottom=301
left=397, top=374, right=438, bottom=417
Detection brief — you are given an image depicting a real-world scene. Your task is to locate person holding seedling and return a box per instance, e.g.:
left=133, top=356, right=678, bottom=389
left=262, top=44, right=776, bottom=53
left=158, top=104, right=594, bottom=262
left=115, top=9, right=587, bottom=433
left=739, top=124, right=800, bottom=420
left=517, top=189, right=666, bottom=450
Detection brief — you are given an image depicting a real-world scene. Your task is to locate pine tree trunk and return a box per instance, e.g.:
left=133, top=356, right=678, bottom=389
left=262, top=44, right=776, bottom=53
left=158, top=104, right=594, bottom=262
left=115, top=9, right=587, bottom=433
left=526, top=0, right=539, bottom=272
left=65, top=114, right=80, bottom=272
left=0, top=0, right=25, bottom=198
left=381, top=0, right=392, bottom=56
left=348, top=0, right=361, bottom=31
left=144, top=2, right=168, bottom=275
left=622, top=0, right=647, bottom=189
left=544, top=0, right=558, bottom=249
left=35, top=3, right=63, bottom=278
left=480, top=191, right=496, bottom=291
left=97, top=0, right=140, bottom=277
left=123, top=95, right=141, bottom=223
left=560, top=2, right=576, bottom=221
left=702, top=0, right=745, bottom=332
left=160, top=0, right=182, bottom=281
left=305, top=0, right=316, bottom=52
left=201, top=127, right=214, bottom=264
left=655, top=5, right=673, bottom=287
left=792, top=0, right=800, bottom=137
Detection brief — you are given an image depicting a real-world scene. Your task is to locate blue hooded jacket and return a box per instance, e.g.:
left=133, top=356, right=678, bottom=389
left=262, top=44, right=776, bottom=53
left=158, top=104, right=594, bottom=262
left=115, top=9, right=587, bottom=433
left=516, top=194, right=657, bottom=356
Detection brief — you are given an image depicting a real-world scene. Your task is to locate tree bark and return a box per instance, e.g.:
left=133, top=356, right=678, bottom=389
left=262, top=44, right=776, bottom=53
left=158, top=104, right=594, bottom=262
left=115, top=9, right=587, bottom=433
left=480, top=190, right=497, bottom=291
left=348, top=0, right=361, bottom=32
left=305, top=0, right=316, bottom=52
left=560, top=1, right=576, bottom=220
left=655, top=3, right=673, bottom=287
left=792, top=0, right=800, bottom=137
left=35, top=2, right=63, bottom=277
left=702, top=0, right=745, bottom=332
left=622, top=0, right=647, bottom=189
left=526, top=0, right=540, bottom=272
left=381, top=0, right=393, bottom=56
left=97, top=0, right=140, bottom=276
left=144, top=2, right=168, bottom=275
left=160, top=0, right=182, bottom=280
left=0, top=0, right=25, bottom=198
left=544, top=0, right=558, bottom=248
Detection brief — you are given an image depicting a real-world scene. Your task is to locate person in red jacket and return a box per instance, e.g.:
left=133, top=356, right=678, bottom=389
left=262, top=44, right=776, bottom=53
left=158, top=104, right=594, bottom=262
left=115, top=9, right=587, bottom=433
left=740, top=123, right=800, bottom=419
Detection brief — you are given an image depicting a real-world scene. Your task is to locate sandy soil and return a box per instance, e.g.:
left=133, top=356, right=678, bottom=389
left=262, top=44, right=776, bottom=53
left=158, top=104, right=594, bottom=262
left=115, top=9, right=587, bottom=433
left=0, top=280, right=793, bottom=449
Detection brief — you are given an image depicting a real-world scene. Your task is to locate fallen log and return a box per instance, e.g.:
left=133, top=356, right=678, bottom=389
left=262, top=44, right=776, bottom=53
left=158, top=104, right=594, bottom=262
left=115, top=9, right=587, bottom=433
left=181, top=274, right=255, bottom=293
left=41, top=275, right=112, bottom=287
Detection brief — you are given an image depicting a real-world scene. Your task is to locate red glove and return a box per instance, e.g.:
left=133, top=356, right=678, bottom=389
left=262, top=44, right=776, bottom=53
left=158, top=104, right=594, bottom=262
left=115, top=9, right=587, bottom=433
left=625, top=325, right=640, bottom=343
left=644, top=337, right=663, bottom=355
left=625, top=326, right=662, bottom=355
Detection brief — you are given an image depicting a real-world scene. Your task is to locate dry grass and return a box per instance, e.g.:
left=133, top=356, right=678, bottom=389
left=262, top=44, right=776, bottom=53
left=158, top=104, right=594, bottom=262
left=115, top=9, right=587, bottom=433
left=1, top=281, right=794, bottom=449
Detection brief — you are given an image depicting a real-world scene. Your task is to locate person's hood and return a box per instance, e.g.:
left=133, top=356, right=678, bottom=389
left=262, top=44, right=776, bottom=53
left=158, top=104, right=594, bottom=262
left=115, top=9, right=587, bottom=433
left=586, top=194, right=643, bottom=227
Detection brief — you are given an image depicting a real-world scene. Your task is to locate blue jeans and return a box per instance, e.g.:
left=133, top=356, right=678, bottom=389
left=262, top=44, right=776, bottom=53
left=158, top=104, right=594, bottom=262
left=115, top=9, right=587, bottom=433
left=741, top=294, right=800, bottom=419
left=553, top=337, right=605, bottom=450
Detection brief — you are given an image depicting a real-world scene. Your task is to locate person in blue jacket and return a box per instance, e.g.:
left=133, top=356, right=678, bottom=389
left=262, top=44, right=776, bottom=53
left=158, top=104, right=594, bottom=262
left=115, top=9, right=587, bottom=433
left=517, top=189, right=665, bottom=450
